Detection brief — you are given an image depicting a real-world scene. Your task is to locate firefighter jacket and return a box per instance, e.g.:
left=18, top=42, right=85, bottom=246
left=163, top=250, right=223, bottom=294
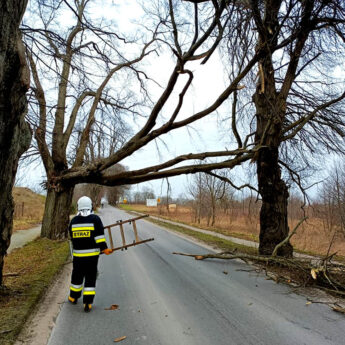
left=69, top=214, right=108, bottom=257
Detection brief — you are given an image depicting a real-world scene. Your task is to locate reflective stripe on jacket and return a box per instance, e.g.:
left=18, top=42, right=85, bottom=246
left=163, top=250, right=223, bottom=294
left=72, top=248, right=101, bottom=257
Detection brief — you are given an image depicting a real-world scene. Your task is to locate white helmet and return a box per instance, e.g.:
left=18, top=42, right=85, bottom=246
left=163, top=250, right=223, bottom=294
left=77, top=196, right=92, bottom=211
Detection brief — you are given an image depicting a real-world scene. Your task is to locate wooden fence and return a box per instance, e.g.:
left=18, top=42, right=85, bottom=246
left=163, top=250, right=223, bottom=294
left=14, top=202, right=25, bottom=218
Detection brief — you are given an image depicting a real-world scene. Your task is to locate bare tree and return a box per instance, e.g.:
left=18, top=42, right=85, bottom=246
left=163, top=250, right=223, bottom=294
left=24, top=0, right=262, bottom=239
left=203, top=0, right=345, bottom=256
left=0, top=0, right=32, bottom=286
left=204, top=172, right=228, bottom=226
left=248, top=0, right=345, bottom=256
left=320, top=162, right=345, bottom=236
left=22, top=0, right=158, bottom=238
left=23, top=0, right=345, bottom=260
left=54, top=0, right=261, bottom=187
left=188, top=173, right=208, bottom=224
left=188, top=170, right=231, bottom=226
left=131, top=186, right=155, bottom=204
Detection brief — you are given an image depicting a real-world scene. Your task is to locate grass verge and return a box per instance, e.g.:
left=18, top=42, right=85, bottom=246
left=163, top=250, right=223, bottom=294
left=119, top=204, right=257, bottom=255
left=13, top=220, right=41, bottom=231
left=118, top=204, right=259, bottom=243
left=148, top=218, right=258, bottom=256
left=118, top=204, right=143, bottom=212
left=0, top=238, right=70, bottom=345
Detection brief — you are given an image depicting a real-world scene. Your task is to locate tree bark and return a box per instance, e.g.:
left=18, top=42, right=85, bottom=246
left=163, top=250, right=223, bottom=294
left=253, top=91, right=293, bottom=257
left=211, top=194, right=216, bottom=226
left=250, top=0, right=293, bottom=257
left=256, top=146, right=292, bottom=256
left=0, top=0, right=31, bottom=285
left=41, top=185, right=74, bottom=240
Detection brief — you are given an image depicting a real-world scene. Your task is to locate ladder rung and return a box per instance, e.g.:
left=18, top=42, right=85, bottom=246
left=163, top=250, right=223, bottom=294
left=111, top=238, right=154, bottom=252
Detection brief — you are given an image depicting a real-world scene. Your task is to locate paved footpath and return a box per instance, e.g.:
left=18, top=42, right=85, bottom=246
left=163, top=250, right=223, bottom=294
left=8, top=226, right=41, bottom=253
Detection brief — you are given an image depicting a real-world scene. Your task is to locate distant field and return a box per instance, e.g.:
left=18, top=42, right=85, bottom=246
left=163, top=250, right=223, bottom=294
left=12, top=187, right=45, bottom=231
left=119, top=203, right=345, bottom=257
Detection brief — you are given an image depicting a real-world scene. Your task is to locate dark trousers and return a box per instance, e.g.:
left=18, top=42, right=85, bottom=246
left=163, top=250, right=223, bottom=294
left=70, top=256, right=99, bottom=304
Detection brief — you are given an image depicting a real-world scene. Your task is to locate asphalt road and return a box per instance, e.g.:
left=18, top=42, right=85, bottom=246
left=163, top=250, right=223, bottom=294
left=47, top=206, right=344, bottom=345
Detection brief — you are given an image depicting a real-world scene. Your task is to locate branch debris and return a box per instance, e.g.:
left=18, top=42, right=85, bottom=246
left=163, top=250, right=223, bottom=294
left=172, top=249, right=345, bottom=298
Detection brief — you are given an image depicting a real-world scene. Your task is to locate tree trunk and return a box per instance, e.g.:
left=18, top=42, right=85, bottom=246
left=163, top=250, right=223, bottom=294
left=211, top=197, right=216, bottom=226
left=41, top=185, right=74, bottom=239
left=254, top=94, right=293, bottom=257
left=207, top=213, right=211, bottom=226
left=0, top=0, right=31, bottom=286
left=197, top=196, right=201, bottom=224
left=257, top=147, right=292, bottom=256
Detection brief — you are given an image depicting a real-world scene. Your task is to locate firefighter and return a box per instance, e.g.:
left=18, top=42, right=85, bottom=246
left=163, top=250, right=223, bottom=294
left=68, top=196, right=113, bottom=312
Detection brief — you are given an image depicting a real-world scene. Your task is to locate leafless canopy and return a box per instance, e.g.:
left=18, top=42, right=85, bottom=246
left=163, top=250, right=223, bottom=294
left=22, top=0, right=345, bottom=196
left=22, top=0, right=266, bottom=191
left=177, top=1, right=345, bottom=203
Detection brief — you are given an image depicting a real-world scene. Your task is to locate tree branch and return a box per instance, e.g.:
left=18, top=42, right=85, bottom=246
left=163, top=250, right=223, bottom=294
left=58, top=149, right=257, bottom=186
left=27, top=50, right=54, bottom=173
left=231, top=90, right=242, bottom=148
left=206, top=171, right=259, bottom=193
left=272, top=217, right=308, bottom=257
left=62, top=90, right=96, bottom=150
left=52, top=2, right=85, bottom=168
left=73, top=39, right=157, bottom=167
left=282, top=90, right=345, bottom=141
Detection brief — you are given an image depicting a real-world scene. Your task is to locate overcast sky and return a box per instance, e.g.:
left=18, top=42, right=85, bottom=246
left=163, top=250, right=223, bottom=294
left=17, top=0, right=343, bottom=201
left=19, top=0, right=236, bottom=199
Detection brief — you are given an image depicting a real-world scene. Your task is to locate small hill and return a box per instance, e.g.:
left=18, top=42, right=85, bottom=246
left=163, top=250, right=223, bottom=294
left=12, top=187, right=46, bottom=230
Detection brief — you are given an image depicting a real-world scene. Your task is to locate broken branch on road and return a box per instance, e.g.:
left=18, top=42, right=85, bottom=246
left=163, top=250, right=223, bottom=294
left=172, top=250, right=345, bottom=298
left=114, top=335, right=127, bottom=342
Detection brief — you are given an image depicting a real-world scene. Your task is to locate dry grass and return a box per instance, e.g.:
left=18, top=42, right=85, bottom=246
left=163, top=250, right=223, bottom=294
left=0, top=238, right=69, bottom=345
left=290, top=218, right=345, bottom=256
left=121, top=204, right=345, bottom=256
left=149, top=218, right=258, bottom=256
left=12, top=187, right=45, bottom=231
